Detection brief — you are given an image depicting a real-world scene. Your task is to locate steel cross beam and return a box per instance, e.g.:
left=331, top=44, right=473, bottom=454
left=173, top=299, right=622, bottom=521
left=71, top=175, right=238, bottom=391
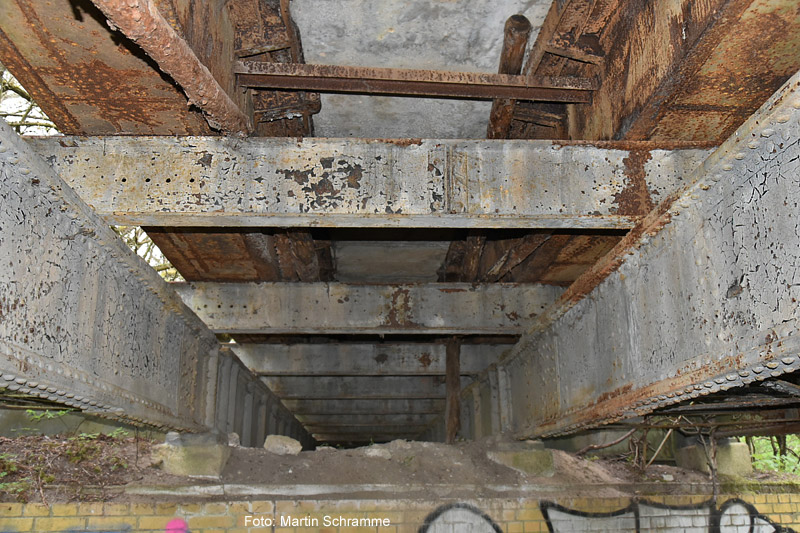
left=27, top=137, right=712, bottom=230
left=174, top=282, right=563, bottom=335
left=233, top=342, right=508, bottom=376
left=492, top=70, right=800, bottom=438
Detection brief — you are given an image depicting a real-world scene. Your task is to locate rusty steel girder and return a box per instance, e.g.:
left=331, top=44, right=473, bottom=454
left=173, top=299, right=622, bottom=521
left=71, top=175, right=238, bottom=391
left=493, top=68, right=800, bottom=438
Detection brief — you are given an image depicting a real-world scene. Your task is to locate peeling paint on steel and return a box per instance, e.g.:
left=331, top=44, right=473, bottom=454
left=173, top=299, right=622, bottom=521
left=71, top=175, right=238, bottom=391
left=495, top=69, right=800, bottom=438
left=172, top=282, right=563, bottom=335
left=29, top=137, right=712, bottom=229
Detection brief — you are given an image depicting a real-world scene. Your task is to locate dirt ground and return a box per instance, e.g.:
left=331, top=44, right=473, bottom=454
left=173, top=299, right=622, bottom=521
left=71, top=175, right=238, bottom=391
left=0, top=433, right=791, bottom=504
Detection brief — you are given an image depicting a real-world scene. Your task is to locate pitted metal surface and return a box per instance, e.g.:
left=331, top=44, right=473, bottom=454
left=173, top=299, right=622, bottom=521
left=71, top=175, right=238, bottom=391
left=28, top=137, right=712, bottom=229
left=0, top=119, right=310, bottom=441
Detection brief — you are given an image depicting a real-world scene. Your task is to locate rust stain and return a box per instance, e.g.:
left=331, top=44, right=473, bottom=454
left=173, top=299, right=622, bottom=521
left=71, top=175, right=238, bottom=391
left=380, top=138, right=424, bottom=147
left=612, top=149, right=654, bottom=216
left=552, top=140, right=718, bottom=150
left=385, top=288, right=417, bottom=328
left=418, top=352, right=432, bottom=369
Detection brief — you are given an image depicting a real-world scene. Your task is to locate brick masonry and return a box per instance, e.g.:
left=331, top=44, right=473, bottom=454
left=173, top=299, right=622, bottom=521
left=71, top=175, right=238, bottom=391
left=0, top=491, right=799, bottom=532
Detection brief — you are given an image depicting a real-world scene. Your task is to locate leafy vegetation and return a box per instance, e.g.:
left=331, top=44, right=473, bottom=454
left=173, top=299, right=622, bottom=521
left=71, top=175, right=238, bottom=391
left=741, top=435, right=800, bottom=474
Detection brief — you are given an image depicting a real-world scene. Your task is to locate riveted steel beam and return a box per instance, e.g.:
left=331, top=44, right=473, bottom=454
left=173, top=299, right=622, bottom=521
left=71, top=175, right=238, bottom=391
left=233, top=342, right=507, bottom=376
left=174, top=282, right=562, bottom=336
left=28, top=137, right=712, bottom=230
left=495, top=70, right=800, bottom=438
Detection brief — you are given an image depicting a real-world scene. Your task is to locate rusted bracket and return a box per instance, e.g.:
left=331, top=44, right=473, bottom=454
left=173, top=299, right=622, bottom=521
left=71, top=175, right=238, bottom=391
left=235, top=61, right=597, bottom=102
left=89, top=0, right=252, bottom=134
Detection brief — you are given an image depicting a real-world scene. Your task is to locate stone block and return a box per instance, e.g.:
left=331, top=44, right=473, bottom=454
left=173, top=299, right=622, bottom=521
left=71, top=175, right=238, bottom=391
left=153, top=431, right=231, bottom=478
left=264, top=434, right=303, bottom=455
left=675, top=439, right=753, bottom=476
left=487, top=441, right=554, bottom=477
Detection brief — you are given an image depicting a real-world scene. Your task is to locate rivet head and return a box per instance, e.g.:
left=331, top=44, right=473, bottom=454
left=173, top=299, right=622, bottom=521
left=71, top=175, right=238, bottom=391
left=771, top=370, right=782, bottom=377
left=14, top=378, right=26, bottom=385
left=753, top=366, right=765, bottom=374
left=747, top=140, right=759, bottom=149
left=726, top=374, right=737, bottom=381
left=2, top=374, right=15, bottom=381
left=776, top=115, right=791, bottom=124
left=738, top=370, right=750, bottom=377
left=733, top=153, right=746, bottom=160
left=715, top=377, right=725, bottom=384
left=721, top=163, right=734, bottom=171
left=704, top=381, right=715, bottom=388
left=761, top=128, right=776, bottom=138
left=766, top=361, right=779, bottom=369
left=781, top=357, right=795, bottom=365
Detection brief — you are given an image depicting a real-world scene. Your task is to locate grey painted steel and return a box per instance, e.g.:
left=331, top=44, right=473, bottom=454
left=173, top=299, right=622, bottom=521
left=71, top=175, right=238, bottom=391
left=28, top=137, right=710, bottom=229
left=282, top=398, right=445, bottom=415
left=233, top=343, right=508, bottom=376
left=261, top=376, right=473, bottom=399
left=498, top=70, right=800, bottom=438
left=0, top=119, right=214, bottom=431
left=174, top=282, right=562, bottom=335
left=0, top=119, right=311, bottom=444
left=295, top=413, right=438, bottom=426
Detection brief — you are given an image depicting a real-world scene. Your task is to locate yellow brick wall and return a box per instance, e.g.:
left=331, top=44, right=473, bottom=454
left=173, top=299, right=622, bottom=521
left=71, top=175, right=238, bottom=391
left=0, top=493, right=799, bottom=532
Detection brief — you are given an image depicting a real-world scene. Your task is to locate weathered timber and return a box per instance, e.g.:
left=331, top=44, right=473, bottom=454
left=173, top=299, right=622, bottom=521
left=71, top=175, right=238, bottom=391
left=173, top=282, right=563, bottom=335
left=487, top=15, right=533, bottom=139
left=28, top=137, right=713, bottom=230
left=498, top=68, right=800, bottom=438
left=235, top=61, right=596, bottom=102
left=233, top=343, right=506, bottom=376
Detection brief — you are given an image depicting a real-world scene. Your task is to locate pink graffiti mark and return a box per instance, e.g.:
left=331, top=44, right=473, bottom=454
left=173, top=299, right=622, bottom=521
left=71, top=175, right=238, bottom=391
left=165, top=518, right=189, bottom=532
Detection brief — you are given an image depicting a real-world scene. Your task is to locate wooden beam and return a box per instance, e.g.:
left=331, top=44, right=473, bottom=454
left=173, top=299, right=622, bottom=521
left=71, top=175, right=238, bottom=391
left=487, top=15, right=532, bottom=139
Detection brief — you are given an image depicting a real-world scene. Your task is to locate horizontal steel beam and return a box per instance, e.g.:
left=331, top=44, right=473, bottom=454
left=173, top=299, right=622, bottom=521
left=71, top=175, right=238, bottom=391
left=306, top=424, right=430, bottom=434
left=313, top=433, right=422, bottom=443
left=233, top=343, right=508, bottom=376
left=295, top=413, right=438, bottom=426
left=499, top=69, right=800, bottom=438
left=262, top=376, right=472, bottom=399
left=28, top=137, right=711, bottom=229
left=282, top=398, right=445, bottom=415
left=235, top=61, right=596, bottom=102
left=175, top=282, right=561, bottom=335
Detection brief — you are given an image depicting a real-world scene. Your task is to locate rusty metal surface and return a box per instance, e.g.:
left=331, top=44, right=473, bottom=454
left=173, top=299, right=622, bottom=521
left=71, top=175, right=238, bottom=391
left=29, top=136, right=712, bottom=230
left=566, top=0, right=800, bottom=142
left=173, top=282, right=564, bottom=336
left=494, top=67, right=800, bottom=438
left=0, top=0, right=211, bottom=135
left=89, top=0, right=251, bottom=133
left=236, top=61, right=597, bottom=102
